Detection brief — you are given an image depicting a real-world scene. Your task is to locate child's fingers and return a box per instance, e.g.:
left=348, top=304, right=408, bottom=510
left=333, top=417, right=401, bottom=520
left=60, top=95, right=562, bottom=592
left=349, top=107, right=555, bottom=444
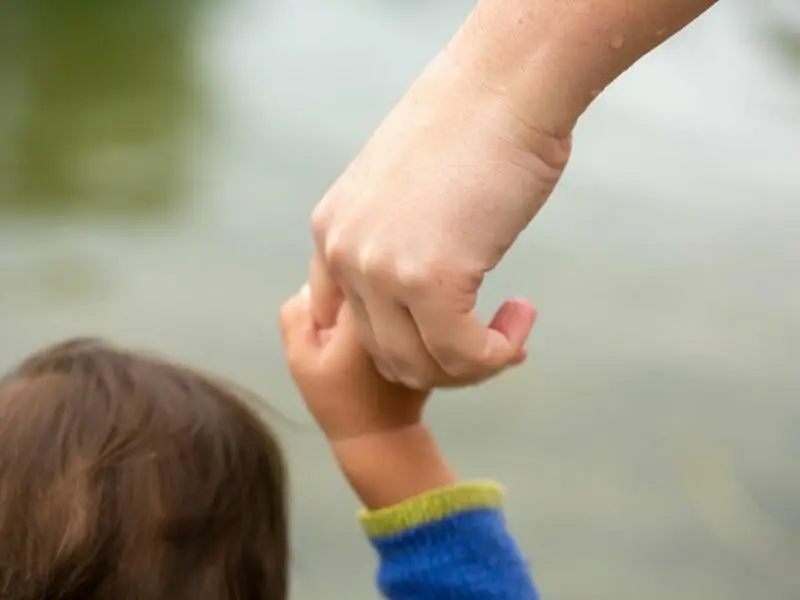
left=279, top=285, right=319, bottom=364
left=279, top=285, right=308, bottom=337
left=324, top=303, right=363, bottom=355
left=308, top=250, right=344, bottom=329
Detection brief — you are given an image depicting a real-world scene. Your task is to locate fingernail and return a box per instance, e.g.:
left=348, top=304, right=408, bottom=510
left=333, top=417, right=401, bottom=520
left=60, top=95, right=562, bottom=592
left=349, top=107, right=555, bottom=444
left=490, top=299, right=537, bottom=347
left=300, top=284, right=310, bottom=301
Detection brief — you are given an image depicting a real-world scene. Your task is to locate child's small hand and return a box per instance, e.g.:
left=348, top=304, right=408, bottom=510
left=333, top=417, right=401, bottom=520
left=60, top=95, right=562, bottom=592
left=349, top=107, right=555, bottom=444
left=281, top=285, right=447, bottom=508
left=280, top=285, right=429, bottom=444
left=280, top=285, right=537, bottom=509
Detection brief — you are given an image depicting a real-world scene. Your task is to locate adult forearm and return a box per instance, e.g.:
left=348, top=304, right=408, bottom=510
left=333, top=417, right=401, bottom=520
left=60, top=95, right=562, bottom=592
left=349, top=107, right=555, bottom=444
left=443, top=0, right=718, bottom=137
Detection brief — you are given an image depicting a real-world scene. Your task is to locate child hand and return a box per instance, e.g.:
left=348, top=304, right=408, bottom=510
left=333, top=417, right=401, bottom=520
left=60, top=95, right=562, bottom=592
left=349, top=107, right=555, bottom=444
left=281, top=285, right=449, bottom=508
left=280, top=285, right=429, bottom=444
left=280, top=285, right=537, bottom=509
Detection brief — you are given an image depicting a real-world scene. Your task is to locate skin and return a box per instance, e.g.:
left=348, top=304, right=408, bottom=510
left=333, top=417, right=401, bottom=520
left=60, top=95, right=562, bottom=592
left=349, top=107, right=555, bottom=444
left=309, top=0, right=718, bottom=389
left=280, top=285, right=536, bottom=508
left=280, top=286, right=448, bottom=508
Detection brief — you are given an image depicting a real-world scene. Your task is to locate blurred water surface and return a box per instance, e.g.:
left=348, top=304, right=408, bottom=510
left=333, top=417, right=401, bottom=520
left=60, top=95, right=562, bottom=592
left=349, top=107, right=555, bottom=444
left=1, top=1, right=799, bottom=598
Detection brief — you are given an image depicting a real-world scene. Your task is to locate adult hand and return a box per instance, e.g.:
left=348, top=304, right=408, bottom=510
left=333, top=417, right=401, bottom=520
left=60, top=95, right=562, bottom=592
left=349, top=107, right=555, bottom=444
left=308, top=0, right=716, bottom=389
left=309, top=54, right=570, bottom=389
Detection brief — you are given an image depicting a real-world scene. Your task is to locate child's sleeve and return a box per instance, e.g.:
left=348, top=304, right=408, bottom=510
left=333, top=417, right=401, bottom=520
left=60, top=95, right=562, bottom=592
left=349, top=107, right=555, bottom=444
left=359, top=481, right=540, bottom=599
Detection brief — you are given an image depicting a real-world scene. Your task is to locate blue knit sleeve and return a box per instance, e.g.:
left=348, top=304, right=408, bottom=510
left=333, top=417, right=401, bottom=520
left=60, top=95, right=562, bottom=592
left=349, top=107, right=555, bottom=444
left=359, top=482, right=539, bottom=599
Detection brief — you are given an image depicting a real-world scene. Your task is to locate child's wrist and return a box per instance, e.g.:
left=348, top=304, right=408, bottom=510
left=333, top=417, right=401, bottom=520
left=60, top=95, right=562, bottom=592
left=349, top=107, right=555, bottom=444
left=331, top=424, right=456, bottom=511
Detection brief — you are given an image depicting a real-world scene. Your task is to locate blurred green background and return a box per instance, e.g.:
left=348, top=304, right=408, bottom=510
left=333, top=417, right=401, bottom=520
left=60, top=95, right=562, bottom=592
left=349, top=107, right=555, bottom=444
left=1, top=0, right=799, bottom=598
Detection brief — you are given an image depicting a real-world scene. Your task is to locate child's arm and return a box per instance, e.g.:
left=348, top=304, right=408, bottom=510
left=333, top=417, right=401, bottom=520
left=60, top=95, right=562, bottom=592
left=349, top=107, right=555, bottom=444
left=335, top=427, right=538, bottom=599
left=280, top=287, right=539, bottom=599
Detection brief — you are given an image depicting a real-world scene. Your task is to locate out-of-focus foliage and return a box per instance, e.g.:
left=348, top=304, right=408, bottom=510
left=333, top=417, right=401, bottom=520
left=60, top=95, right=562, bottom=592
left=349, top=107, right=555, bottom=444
left=0, top=0, right=204, bottom=217
left=771, top=26, right=800, bottom=70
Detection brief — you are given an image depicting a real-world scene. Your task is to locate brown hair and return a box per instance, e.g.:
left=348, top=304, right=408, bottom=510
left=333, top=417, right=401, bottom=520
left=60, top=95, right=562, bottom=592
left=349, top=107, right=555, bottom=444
left=0, top=338, right=288, bottom=600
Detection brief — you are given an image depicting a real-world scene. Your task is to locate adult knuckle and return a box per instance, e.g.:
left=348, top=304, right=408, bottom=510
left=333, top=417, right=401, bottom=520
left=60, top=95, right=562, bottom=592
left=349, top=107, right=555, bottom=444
left=395, top=261, right=430, bottom=292
left=310, top=205, right=330, bottom=242
left=324, top=233, right=351, bottom=272
left=360, top=246, right=394, bottom=283
left=408, top=256, right=462, bottom=291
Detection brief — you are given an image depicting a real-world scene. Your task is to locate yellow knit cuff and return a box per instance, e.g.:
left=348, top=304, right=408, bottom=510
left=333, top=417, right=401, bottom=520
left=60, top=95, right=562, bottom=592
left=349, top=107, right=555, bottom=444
left=359, top=481, right=504, bottom=539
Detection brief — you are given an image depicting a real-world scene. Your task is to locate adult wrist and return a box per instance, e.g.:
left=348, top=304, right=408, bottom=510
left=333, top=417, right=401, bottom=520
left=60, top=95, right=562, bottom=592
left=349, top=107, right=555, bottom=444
left=440, top=0, right=717, bottom=139
left=405, top=44, right=573, bottom=176
left=437, top=1, right=587, bottom=141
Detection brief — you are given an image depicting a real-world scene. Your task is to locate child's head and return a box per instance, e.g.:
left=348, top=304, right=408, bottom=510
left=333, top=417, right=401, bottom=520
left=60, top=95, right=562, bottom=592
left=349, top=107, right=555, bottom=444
left=0, top=338, right=288, bottom=600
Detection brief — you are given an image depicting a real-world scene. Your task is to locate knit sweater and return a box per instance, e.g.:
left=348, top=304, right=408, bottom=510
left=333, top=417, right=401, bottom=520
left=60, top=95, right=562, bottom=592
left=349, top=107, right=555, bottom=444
left=359, top=482, right=539, bottom=599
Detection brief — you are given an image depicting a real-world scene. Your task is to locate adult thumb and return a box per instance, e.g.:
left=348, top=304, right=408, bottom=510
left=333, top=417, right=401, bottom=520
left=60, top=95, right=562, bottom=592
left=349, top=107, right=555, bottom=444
left=489, top=298, right=537, bottom=351
left=308, top=251, right=344, bottom=328
left=417, top=298, right=536, bottom=382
